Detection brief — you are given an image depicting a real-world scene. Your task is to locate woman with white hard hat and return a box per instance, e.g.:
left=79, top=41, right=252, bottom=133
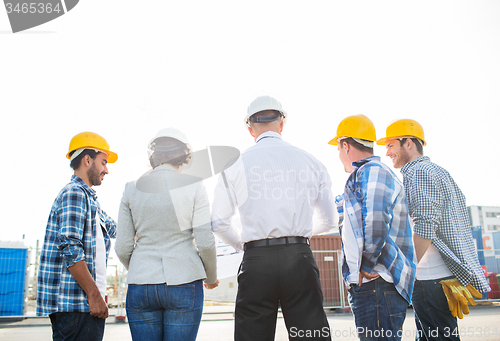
left=115, top=127, right=218, bottom=341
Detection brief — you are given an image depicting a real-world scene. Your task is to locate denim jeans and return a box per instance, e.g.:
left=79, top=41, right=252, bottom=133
left=348, top=277, right=409, bottom=341
left=126, top=280, right=203, bottom=341
left=49, top=312, right=105, bottom=341
left=412, top=277, right=459, bottom=341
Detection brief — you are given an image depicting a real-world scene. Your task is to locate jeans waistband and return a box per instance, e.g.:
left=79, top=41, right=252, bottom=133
left=244, top=236, right=309, bottom=251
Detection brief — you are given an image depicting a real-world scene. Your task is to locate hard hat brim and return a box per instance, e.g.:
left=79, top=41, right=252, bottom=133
left=327, top=137, right=339, bottom=146
left=376, top=137, right=390, bottom=146
left=106, top=151, right=118, bottom=163
left=66, top=149, right=118, bottom=163
left=376, top=136, right=426, bottom=146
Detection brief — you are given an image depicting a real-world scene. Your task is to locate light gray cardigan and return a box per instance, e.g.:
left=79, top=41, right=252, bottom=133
left=115, top=165, right=217, bottom=285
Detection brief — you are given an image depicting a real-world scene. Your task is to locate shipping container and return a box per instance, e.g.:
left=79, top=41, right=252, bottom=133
left=484, top=256, right=500, bottom=273
left=0, top=241, right=29, bottom=316
left=493, top=231, right=500, bottom=256
left=310, top=235, right=347, bottom=308
left=486, top=273, right=500, bottom=299
left=471, top=226, right=485, bottom=265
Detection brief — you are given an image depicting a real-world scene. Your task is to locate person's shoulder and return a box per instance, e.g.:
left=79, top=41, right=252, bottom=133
left=278, top=140, right=325, bottom=162
left=358, top=158, right=399, bottom=181
left=358, top=157, right=386, bottom=172
left=59, top=180, right=86, bottom=197
left=53, top=181, right=87, bottom=210
left=413, top=158, right=446, bottom=177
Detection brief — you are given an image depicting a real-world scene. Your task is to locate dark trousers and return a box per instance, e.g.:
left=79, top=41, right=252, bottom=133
left=235, top=243, right=331, bottom=341
left=49, top=312, right=105, bottom=341
left=412, top=277, right=459, bottom=341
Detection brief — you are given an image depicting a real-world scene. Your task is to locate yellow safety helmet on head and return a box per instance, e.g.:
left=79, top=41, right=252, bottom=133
left=328, top=114, right=376, bottom=146
left=66, top=132, right=118, bottom=163
left=376, top=119, right=426, bottom=146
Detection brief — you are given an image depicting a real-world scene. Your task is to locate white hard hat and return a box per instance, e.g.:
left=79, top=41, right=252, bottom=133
left=245, top=95, right=287, bottom=127
left=148, top=127, right=190, bottom=148
left=147, top=127, right=191, bottom=161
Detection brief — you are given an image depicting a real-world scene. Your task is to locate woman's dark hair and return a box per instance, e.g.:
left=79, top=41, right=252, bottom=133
left=149, top=137, right=191, bottom=169
left=69, top=149, right=100, bottom=170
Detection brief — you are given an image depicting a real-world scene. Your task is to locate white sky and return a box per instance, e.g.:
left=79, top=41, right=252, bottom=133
left=1, top=1, right=500, bottom=249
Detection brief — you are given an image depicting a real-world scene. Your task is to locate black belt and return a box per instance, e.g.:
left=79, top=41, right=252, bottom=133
left=244, top=236, right=309, bottom=251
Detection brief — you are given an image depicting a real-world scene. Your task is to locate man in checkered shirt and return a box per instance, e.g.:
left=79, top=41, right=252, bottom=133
left=329, top=115, right=417, bottom=341
left=37, top=132, right=118, bottom=341
left=378, top=119, right=490, bottom=341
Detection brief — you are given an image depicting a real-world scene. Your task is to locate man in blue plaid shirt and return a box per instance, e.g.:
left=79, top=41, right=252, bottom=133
left=37, top=132, right=118, bottom=341
left=378, top=119, right=490, bottom=341
left=329, top=115, right=417, bottom=341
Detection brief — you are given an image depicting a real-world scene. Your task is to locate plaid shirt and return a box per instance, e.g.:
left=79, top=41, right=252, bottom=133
left=37, top=175, right=116, bottom=315
left=401, top=156, right=490, bottom=293
left=340, top=156, right=416, bottom=303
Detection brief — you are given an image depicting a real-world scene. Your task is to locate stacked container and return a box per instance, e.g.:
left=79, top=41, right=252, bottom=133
left=0, top=241, right=29, bottom=316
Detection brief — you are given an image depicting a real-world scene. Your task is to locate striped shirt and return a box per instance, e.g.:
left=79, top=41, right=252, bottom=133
left=341, top=156, right=417, bottom=303
left=211, top=131, right=337, bottom=251
left=37, top=175, right=116, bottom=315
left=401, top=156, right=490, bottom=293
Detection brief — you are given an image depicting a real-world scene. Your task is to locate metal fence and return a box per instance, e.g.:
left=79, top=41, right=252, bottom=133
left=312, top=250, right=348, bottom=309
left=1, top=247, right=499, bottom=318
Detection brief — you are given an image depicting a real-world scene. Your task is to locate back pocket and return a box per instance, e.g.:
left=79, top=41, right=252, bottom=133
left=167, top=283, right=196, bottom=312
left=126, top=284, right=149, bottom=311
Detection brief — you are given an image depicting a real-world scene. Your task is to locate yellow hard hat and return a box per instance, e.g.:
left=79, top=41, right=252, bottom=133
left=66, top=132, right=118, bottom=163
left=376, top=119, right=426, bottom=146
left=328, top=114, right=376, bottom=146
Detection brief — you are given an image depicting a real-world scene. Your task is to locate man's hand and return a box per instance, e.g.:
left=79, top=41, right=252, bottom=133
left=204, top=279, right=220, bottom=290
left=358, top=270, right=380, bottom=286
left=68, top=260, right=108, bottom=319
left=88, top=293, right=109, bottom=319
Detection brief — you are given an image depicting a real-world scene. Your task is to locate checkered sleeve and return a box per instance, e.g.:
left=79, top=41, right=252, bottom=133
left=409, top=169, right=443, bottom=240
left=101, top=209, right=117, bottom=238
left=57, top=188, right=87, bottom=268
left=360, top=165, right=393, bottom=273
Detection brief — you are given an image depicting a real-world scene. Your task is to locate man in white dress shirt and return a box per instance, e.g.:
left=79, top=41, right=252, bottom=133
left=211, top=96, right=338, bottom=341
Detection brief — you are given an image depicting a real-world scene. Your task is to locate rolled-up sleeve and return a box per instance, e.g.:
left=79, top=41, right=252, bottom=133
left=101, top=209, right=117, bottom=238
left=57, top=188, right=87, bottom=268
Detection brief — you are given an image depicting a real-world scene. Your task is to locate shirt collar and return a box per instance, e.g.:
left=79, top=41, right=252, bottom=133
left=256, top=131, right=282, bottom=143
left=352, top=155, right=380, bottom=169
left=401, top=155, right=430, bottom=175
left=71, top=175, right=97, bottom=198
left=154, top=164, right=178, bottom=172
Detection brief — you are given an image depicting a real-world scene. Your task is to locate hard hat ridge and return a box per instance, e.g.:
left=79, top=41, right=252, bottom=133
left=245, top=95, right=287, bottom=127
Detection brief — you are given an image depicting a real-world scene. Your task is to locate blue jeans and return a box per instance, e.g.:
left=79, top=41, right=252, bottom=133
left=49, top=312, right=105, bottom=341
left=348, top=277, right=409, bottom=341
left=412, top=278, right=459, bottom=341
left=126, top=280, right=203, bottom=341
